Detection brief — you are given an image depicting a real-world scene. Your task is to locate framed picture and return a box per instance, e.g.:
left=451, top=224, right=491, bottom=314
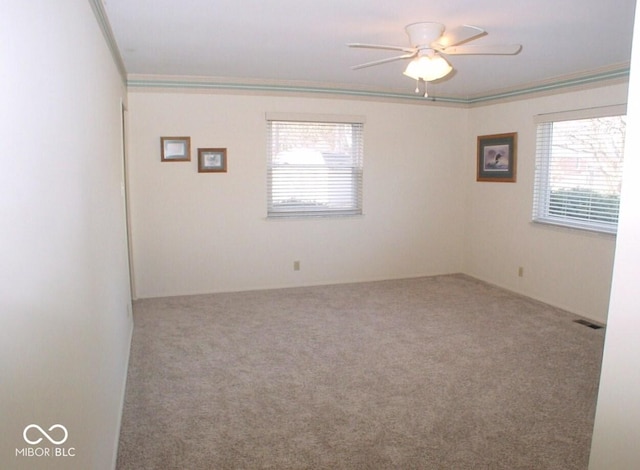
left=477, top=132, right=517, bottom=182
left=198, top=148, right=227, bottom=173
left=161, top=137, right=191, bottom=162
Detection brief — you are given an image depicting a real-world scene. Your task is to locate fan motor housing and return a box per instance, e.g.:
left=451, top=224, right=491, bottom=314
left=405, top=22, right=445, bottom=47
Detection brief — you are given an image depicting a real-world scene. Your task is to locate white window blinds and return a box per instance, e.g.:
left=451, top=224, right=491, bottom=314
left=532, top=107, right=626, bottom=234
left=266, top=114, right=364, bottom=218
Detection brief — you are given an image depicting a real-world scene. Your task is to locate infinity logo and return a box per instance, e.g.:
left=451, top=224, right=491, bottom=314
left=23, top=424, right=68, bottom=445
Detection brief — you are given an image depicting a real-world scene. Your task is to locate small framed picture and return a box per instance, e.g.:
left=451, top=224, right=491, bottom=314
left=161, top=137, right=191, bottom=162
left=477, top=133, right=517, bottom=182
left=198, top=148, right=227, bottom=173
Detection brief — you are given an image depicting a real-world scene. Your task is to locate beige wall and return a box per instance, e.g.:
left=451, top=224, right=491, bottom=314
left=129, top=84, right=626, bottom=324
left=0, top=1, right=132, bottom=468
left=465, top=84, right=629, bottom=323
left=128, top=92, right=467, bottom=298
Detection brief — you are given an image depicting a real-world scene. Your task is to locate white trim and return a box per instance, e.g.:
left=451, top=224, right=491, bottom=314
left=534, top=104, right=627, bottom=124
left=110, top=315, right=134, bottom=469
left=532, top=217, right=617, bottom=235
left=265, top=112, right=365, bottom=124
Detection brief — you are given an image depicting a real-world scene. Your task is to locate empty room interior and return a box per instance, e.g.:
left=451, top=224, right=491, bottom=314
left=3, top=0, right=640, bottom=469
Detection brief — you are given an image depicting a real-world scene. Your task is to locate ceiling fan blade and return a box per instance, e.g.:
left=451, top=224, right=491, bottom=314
left=440, top=44, right=522, bottom=55
left=435, top=25, right=486, bottom=48
left=347, top=43, right=416, bottom=54
left=351, top=52, right=416, bottom=70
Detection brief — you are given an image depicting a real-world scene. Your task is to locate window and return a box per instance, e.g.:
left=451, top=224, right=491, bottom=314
left=266, top=113, right=364, bottom=218
left=532, top=106, right=626, bottom=234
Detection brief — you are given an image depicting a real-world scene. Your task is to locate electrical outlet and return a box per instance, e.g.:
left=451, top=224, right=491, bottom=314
left=518, top=266, right=524, bottom=277
left=293, top=261, right=300, bottom=271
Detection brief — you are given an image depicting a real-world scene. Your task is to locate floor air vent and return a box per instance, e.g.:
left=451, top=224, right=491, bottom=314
left=574, top=319, right=604, bottom=330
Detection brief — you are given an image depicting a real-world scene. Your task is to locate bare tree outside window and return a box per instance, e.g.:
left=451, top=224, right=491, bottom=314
left=533, top=114, right=626, bottom=233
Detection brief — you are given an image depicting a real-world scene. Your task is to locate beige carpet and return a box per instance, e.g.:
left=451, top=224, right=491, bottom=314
left=116, top=274, right=605, bottom=469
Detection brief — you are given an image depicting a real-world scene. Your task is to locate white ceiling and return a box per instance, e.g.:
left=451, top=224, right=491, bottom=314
left=102, top=0, right=637, bottom=100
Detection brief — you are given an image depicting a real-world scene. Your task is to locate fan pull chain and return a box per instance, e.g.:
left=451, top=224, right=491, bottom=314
left=414, top=79, right=430, bottom=98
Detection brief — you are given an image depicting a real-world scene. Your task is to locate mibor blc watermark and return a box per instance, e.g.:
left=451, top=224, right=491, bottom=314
left=16, top=424, right=76, bottom=458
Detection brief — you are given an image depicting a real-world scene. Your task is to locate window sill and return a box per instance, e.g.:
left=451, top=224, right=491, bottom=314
left=266, top=212, right=364, bottom=221
left=532, top=217, right=617, bottom=236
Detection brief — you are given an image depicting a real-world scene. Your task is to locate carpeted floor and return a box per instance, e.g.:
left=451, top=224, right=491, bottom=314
left=116, top=274, right=605, bottom=469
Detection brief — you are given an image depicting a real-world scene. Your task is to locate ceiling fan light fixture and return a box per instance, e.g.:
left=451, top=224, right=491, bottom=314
left=403, top=54, right=452, bottom=81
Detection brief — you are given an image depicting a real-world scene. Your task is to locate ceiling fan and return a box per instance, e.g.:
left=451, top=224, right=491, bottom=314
left=348, top=22, right=522, bottom=97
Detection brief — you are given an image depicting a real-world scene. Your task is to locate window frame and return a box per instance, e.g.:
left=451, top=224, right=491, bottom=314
left=266, top=113, right=365, bottom=219
left=532, top=105, right=626, bottom=235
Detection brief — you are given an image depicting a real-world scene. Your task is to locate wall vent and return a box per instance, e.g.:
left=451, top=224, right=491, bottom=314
left=574, top=319, right=604, bottom=330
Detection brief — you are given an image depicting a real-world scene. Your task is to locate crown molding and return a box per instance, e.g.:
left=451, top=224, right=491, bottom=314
left=127, top=64, right=629, bottom=106
left=126, top=74, right=468, bottom=106
left=88, top=0, right=127, bottom=83
left=465, top=63, right=630, bottom=106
